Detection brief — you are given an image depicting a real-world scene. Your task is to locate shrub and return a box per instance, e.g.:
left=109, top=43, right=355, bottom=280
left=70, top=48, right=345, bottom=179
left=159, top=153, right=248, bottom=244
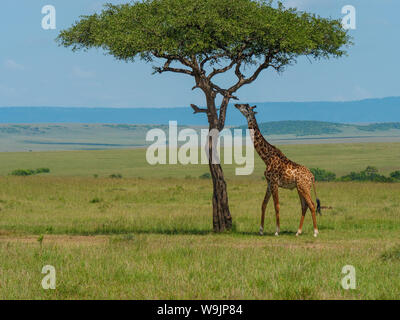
left=339, top=167, right=395, bottom=183
left=390, top=171, right=400, bottom=181
left=199, top=173, right=211, bottom=179
left=11, top=169, right=34, bottom=176
left=109, top=173, right=123, bottom=179
left=10, top=168, right=50, bottom=176
left=35, top=168, right=50, bottom=174
left=365, top=166, right=378, bottom=174
left=310, top=168, right=336, bottom=182
left=89, top=197, right=102, bottom=203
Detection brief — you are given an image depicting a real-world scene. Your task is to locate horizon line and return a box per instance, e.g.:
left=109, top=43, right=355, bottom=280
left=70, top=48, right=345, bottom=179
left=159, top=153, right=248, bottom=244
left=0, top=96, right=399, bottom=109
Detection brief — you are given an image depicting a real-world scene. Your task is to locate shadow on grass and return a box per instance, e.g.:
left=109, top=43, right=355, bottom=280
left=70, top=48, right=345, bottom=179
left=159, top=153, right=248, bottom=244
left=77, top=228, right=299, bottom=237
left=4, top=226, right=298, bottom=237
left=64, top=227, right=214, bottom=236
left=237, top=230, right=297, bottom=236
left=80, top=227, right=298, bottom=237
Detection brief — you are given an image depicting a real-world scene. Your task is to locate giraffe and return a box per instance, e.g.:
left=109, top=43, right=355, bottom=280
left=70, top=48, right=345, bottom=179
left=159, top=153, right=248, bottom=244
left=235, top=104, right=321, bottom=237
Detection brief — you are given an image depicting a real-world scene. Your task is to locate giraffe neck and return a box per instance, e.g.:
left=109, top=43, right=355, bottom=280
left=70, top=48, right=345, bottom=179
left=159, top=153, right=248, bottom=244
left=247, top=116, right=275, bottom=164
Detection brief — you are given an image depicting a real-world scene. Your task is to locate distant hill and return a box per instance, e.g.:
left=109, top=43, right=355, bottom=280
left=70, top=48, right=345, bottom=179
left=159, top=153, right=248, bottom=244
left=1, top=121, right=400, bottom=152
left=1, top=97, right=399, bottom=125
left=237, top=121, right=400, bottom=137
left=238, top=121, right=344, bottom=136
left=0, top=123, right=187, bottom=152
left=249, top=97, right=400, bottom=124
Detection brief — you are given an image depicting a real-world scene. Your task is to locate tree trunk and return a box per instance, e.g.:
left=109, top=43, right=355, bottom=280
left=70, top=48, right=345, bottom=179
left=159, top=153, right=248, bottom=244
left=209, top=161, right=232, bottom=232
left=204, top=92, right=232, bottom=232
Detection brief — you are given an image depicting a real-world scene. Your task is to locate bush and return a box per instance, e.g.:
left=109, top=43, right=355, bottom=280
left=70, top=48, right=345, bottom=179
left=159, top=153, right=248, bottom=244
left=10, top=168, right=50, bottom=176
left=11, top=169, right=35, bottom=176
left=199, top=173, right=211, bottom=179
left=390, top=171, right=400, bottom=180
left=310, top=168, right=336, bottom=182
left=339, top=166, right=395, bottom=183
left=365, top=166, right=378, bottom=174
left=109, top=173, right=123, bottom=179
left=89, top=197, right=102, bottom=203
left=35, top=168, right=50, bottom=174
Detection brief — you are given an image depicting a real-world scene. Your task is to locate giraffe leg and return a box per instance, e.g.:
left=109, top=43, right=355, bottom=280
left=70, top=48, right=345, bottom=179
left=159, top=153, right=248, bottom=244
left=298, top=186, right=319, bottom=237
left=260, top=183, right=272, bottom=236
left=296, top=194, right=308, bottom=237
left=271, top=184, right=280, bottom=236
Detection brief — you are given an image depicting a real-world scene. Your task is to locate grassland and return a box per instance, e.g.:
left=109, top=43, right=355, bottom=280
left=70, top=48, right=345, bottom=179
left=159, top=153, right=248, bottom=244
left=0, top=142, right=399, bottom=178
left=0, top=143, right=399, bottom=299
left=1, top=123, right=400, bottom=152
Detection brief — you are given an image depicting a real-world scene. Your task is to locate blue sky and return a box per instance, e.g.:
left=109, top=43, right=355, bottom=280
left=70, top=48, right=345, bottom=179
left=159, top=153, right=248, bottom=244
left=0, top=0, right=399, bottom=108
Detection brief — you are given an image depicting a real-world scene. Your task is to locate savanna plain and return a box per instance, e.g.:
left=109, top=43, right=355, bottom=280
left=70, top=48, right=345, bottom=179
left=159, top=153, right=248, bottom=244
left=0, top=142, right=399, bottom=299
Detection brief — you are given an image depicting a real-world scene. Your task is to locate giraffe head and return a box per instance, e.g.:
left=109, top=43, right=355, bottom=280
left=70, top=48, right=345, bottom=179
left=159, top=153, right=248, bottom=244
left=234, top=104, right=257, bottom=119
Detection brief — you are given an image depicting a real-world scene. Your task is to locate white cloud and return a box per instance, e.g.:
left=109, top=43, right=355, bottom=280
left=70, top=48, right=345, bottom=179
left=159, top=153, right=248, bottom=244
left=4, top=59, right=24, bottom=71
left=72, top=66, right=95, bottom=79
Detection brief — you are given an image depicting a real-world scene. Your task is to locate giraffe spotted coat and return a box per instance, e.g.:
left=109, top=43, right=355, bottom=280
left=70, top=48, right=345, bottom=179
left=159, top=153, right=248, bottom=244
left=235, top=104, right=321, bottom=237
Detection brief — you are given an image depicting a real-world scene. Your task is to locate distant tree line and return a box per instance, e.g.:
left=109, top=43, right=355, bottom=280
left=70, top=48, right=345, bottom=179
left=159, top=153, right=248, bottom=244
left=311, top=166, right=400, bottom=183
left=238, top=121, right=344, bottom=136
left=356, top=123, right=400, bottom=132
left=8, top=166, right=400, bottom=183
left=237, top=121, right=400, bottom=137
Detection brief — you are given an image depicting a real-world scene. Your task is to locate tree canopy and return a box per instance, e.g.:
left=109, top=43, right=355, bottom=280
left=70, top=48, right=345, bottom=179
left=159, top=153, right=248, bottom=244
left=58, top=0, right=351, bottom=130
left=59, top=0, right=349, bottom=61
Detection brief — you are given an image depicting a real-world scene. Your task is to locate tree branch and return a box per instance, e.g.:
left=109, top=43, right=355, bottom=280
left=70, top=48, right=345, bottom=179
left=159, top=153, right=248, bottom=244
left=209, top=82, right=239, bottom=100
left=207, top=60, right=236, bottom=80
left=217, top=96, right=230, bottom=131
left=154, top=59, right=194, bottom=75
left=199, top=53, right=226, bottom=71
left=228, top=54, right=273, bottom=94
left=152, top=51, right=194, bottom=69
left=190, top=104, right=208, bottom=114
left=204, top=43, right=250, bottom=80
left=234, top=59, right=245, bottom=82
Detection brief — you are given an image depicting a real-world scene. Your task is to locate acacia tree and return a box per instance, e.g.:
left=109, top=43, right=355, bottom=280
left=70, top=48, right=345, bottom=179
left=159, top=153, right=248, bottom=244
left=58, top=0, right=350, bottom=232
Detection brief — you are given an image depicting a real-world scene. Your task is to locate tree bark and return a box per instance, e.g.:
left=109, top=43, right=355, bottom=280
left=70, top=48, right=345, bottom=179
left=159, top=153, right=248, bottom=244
left=209, top=161, right=232, bottom=232
left=204, top=92, right=232, bottom=232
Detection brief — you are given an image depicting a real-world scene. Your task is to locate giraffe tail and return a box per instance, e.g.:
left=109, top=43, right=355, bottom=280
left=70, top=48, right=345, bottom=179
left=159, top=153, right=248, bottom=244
left=312, top=178, right=321, bottom=215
